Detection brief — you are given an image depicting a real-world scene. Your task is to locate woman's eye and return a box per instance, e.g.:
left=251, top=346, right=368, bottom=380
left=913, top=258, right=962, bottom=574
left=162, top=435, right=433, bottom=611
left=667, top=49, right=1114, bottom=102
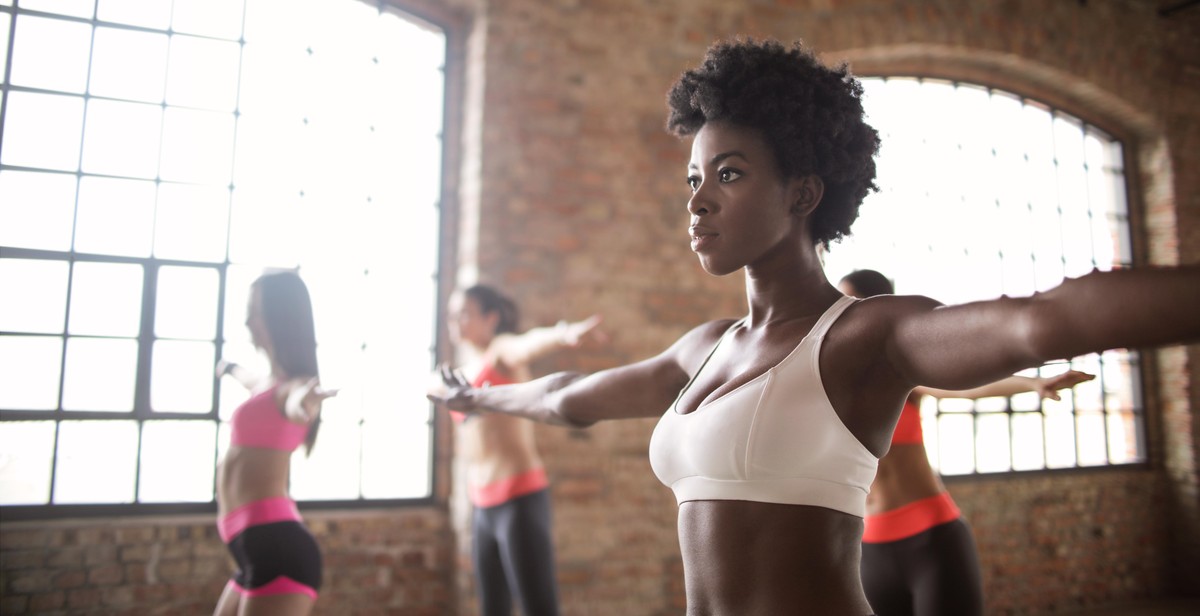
left=718, top=168, right=742, bottom=183
left=686, top=176, right=700, bottom=191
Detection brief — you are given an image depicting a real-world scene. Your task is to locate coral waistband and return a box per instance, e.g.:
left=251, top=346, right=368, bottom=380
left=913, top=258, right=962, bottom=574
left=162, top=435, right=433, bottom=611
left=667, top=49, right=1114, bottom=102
left=218, top=496, right=302, bottom=543
left=862, top=491, right=961, bottom=543
left=469, top=467, right=549, bottom=509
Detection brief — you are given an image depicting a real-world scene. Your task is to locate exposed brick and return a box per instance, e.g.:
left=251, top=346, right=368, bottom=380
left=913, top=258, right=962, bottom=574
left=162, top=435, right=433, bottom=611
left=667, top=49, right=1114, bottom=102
left=27, top=591, right=64, bottom=612
left=1, top=595, right=29, bottom=614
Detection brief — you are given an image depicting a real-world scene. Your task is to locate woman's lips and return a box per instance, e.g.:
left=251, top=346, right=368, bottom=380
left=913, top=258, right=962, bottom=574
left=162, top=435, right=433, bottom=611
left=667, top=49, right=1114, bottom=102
left=689, top=226, right=717, bottom=252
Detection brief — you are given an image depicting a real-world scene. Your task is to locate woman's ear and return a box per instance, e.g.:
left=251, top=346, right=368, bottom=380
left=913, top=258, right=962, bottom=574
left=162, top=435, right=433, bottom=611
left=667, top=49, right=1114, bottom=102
left=790, top=175, right=825, bottom=216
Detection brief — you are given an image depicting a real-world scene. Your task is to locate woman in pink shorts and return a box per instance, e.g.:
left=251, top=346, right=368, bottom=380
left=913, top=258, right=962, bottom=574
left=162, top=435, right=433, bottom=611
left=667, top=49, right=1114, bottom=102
left=213, top=271, right=336, bottom=616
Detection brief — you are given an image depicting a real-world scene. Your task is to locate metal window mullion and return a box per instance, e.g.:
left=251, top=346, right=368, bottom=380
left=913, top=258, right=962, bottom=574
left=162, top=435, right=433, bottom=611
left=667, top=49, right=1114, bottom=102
left=0, top=5, right=17, bottom=149
left=131, top=261, right=161, bottom=505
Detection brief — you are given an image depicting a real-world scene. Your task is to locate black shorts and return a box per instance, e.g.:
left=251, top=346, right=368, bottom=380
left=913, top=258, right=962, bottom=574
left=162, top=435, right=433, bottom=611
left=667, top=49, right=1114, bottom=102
left=226, top=520, right=322, bottom=597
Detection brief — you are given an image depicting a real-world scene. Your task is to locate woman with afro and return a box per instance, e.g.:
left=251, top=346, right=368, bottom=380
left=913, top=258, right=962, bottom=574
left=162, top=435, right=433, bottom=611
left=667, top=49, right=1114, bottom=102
left=431, top=38, right=1200, bottom=614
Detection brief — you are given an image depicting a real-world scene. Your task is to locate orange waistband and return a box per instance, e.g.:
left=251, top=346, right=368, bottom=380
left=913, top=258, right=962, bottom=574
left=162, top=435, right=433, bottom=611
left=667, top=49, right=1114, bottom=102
left=862, top=491, right=961, bottom=543
left=469, top=467, right=549, bottom=509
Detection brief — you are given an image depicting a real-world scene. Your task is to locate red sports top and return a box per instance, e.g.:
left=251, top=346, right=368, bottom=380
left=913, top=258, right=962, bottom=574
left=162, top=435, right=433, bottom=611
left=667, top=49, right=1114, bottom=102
left=891, top=399, right=924, bottom=445
left=449, top=362, right=516, bottom=423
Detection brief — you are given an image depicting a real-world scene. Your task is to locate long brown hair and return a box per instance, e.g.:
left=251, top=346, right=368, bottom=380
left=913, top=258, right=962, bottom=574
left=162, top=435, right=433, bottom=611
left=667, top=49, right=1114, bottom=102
left=255, top=271, right=321, bottom=455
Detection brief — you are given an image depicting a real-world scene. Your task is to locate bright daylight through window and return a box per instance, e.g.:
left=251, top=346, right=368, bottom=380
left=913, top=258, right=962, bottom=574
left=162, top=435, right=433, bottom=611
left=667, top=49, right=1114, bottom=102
left=0, top=0, right=445, bottom=513
left=822, top=77, right=1144, bottom=475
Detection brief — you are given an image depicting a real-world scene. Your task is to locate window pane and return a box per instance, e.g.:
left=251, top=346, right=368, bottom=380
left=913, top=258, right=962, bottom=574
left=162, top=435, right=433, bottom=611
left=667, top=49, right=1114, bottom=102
left=164, top=34, right=240, bottom=111
left=9, top=15, right=91, bottom=93
left=362, top=414, right=432, bottom=499
left=54, top=420, right=137, bottom=504
left=74, top=176, right=156, bottom=257
left=936, top=414, right=974, bottom=476
left=1107, top=411, right=1141, bottom=465
left=138, top=420, right=216, bottom=502
left=154, top=183, right=231, bottom=262
left=0, top=337, right=63, bottom=410
left=62, top=337, right=138, bottom=412
left=172, top=0, right=244, bottom=40
left=0, top=91, right=85, bottom=171
left=221, top=264, right=262, bottom=343
left=0, top=421, right=56, bottom=505
left=1011, top=412, right=1046, bottom=471
left=1044, top=407, right=1077, bottom=469
left=0, top=258, right=69, bottom=333
left=81, top=98, right=163, bottom=179
left=975, top=413, right=1011, bottom=473
left=0, top=170, right=77, bottom=251
left=155, top=266, right=219, bottom=339
left=227, top=187, right=302, bottom=267
left=89, top=26, right=169, bottom=103
left=97, top=0, right=171, bottom=29
left=159, top=107, right=236, bottom=184
left=289, top=420, right=358, bottom=501
left=18, top=0, right=94, bottom=18
left=150, top=340, right=214, bottom=413
left=1076, top=412, right=1108, bottom=466
left=68, top=261, right=143, bottom=337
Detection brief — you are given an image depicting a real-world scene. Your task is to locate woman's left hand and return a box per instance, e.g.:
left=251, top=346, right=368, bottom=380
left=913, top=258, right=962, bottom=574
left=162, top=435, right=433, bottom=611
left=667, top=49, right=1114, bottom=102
left=283, top=377, right=338, bottom=423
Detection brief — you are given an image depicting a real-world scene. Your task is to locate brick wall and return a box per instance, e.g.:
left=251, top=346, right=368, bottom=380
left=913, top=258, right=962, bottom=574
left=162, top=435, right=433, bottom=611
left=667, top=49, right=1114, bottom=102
left=0, top=508, right=453, bottom=615
left=3, top=0, right=1198, bottom=614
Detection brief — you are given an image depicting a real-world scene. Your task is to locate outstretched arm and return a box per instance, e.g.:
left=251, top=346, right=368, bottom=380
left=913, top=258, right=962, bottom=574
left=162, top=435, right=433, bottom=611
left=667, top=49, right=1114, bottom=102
left=915, top=369, right=1094, bottom=401
left=429, top=320, right=723, bottom=428
left=490, top=314, right=606, bottom=368
left=215, top=359, right=261, bottom=392
left=888, top=266, right=1200, bottom=392
left=279, top=377, right=338, bottom=424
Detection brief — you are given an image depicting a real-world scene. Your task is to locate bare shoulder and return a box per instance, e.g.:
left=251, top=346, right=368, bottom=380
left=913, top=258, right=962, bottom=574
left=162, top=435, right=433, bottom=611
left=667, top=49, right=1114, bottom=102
left=658, top=318, right=741, bottom=373
left=824, top=294, right=945, bottom=381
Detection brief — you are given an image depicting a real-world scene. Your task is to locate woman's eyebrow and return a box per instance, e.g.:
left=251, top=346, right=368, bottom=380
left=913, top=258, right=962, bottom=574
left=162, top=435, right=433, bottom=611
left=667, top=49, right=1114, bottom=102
left=688, top=150, right=749, bottom=170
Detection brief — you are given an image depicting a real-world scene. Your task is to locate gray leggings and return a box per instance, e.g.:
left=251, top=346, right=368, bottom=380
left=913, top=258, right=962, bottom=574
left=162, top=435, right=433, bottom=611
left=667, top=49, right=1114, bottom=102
left=472, top=488, right=560, bottom=616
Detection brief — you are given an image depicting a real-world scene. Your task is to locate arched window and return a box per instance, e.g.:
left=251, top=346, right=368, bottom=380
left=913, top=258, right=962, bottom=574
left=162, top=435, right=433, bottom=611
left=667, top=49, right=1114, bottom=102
left=0, top=0, right=448, bottom=517
left=823, top=77, right=1143, bottom=474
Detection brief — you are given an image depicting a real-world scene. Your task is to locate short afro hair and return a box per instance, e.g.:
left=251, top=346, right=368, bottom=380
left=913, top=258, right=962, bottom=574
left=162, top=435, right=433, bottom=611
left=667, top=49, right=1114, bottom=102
left=666, top=38, right=881, bottom=249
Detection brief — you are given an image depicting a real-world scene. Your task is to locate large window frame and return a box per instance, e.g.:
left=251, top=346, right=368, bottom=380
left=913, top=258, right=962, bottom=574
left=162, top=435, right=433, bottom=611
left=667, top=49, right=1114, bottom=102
left=0, top=0, right=459, bottom=520
left=822, top=76, right=1147, bottom=477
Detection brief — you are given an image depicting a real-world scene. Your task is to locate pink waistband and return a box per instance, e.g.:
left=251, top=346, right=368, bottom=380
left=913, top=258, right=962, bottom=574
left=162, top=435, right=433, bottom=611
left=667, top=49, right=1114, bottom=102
left=469, top=467, right=549, bottom=508
left=227, top=577, right=318, bottom=600
left=863, top=491, right=961, bottom=543
left=218, top=496, right=302, bottom=543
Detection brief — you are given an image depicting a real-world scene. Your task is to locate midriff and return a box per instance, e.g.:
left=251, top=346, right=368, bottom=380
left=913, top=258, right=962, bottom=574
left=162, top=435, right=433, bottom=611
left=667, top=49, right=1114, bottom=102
left=866, top=442, right=945, bottom=516
left=677, top=500, right=874, bottom=615
left=217, top=446, right=293, bottom=517
left=459, top=413, right=544, bottom=488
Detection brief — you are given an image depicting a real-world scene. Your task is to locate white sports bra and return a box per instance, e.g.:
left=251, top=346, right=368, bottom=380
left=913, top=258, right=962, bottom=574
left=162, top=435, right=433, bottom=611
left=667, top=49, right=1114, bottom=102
left=648, top=295, right=878, bottom=517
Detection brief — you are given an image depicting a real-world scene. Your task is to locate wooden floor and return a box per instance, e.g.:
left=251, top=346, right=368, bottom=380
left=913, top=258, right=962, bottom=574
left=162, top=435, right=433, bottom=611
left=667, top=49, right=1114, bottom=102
left=1062, top=598, right=1200, bottom=615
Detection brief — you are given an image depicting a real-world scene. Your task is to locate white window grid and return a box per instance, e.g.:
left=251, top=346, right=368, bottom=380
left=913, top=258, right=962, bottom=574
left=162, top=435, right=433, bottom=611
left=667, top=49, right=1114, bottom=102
left=0, top=0, right=447, bottom=516
left=823, top=76, right=1144, bottom=474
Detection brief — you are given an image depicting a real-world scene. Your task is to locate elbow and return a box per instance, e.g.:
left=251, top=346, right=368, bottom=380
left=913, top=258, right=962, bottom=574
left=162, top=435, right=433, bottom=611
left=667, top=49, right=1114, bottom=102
left=545, top=372, right=596, bottom=429
left=545, top=391, right=595, bottom=429
left=1022, top=290, right=1083, bottom=364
